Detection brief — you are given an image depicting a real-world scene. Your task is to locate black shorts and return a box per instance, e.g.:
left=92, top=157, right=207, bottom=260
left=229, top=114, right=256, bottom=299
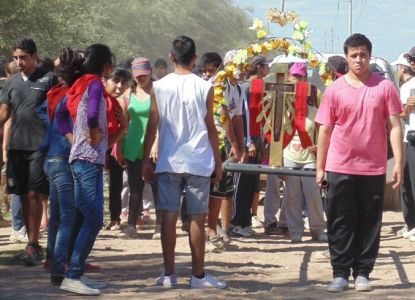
left=7, top=150, right=48, bottom=196
left=210, top=146, right=234, bottom=198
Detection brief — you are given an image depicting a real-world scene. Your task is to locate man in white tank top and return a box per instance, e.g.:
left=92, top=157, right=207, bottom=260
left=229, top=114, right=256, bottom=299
left=142, top=36, right=226, bottom=289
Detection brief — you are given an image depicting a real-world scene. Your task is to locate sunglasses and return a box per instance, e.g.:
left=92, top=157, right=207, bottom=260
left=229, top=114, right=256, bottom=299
left=407, top=56, right=415, bottom=65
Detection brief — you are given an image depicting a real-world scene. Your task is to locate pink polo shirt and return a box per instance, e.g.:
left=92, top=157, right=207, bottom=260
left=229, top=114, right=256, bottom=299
left=315, top=73, right=402, bottom=175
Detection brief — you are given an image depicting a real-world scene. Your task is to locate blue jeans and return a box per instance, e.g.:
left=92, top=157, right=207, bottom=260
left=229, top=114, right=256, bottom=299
left=44, top=157, right=75, bottom=276
left=11, top=194, right=24, bottom=231
left=66, top=159, right=103, bottom=279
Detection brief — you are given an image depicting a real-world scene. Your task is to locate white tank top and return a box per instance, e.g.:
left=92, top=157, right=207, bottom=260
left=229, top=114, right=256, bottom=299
left=153, top=73, right=214, bottom=177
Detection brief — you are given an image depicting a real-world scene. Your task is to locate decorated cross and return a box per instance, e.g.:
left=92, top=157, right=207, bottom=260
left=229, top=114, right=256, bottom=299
left=250, top=63, right=312, bottom=166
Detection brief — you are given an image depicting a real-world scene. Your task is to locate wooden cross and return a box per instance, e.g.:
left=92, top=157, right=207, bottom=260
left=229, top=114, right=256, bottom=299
left=264, top=64, right=296, bottom=142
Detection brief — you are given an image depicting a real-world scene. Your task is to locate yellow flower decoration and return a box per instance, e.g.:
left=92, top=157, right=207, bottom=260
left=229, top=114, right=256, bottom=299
left=257, top=29, right=268, bottom=39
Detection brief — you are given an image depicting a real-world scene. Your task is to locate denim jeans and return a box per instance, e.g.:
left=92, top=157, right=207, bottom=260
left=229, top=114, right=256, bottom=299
left=66, top=159, right=103, bottom=279
left=44, top=157, right=75, bottom=276
left=11, top=194, right=24, bottom=231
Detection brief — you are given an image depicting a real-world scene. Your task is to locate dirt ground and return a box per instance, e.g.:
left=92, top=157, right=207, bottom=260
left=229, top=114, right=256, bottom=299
left=0, top=208, right=415, bottom=300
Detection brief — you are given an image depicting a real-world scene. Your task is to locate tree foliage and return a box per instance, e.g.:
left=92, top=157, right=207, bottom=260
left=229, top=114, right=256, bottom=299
left=0, top=0, right=255, bottom=65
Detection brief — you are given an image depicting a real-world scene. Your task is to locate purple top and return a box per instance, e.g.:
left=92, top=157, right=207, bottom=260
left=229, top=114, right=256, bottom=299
left=56, top=80, right=103, bottom=135
left=56, top=80, right=108, bottom=165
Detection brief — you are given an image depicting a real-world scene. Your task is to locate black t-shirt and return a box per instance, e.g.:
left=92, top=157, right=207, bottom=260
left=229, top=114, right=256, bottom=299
left=0, top=69, right=59, bottom=151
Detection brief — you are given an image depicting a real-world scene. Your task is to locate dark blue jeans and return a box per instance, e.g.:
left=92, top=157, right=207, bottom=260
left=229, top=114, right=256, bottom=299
left=11, top=194, right=24, bottom=231
left=44, top=157, right=75, bottom=276
left=66, top=159, right=103, bottom=279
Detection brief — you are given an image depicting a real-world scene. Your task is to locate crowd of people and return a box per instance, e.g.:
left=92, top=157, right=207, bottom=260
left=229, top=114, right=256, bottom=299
left=0, top=32, right=412, bottom=295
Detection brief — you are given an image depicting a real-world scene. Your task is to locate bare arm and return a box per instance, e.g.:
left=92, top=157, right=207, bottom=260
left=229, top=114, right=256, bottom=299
left=400, top=95, right=415, bottom=119
left=388, top=114, right=404, bottom=189
left=205, top=88, right=222, bottom=182
left=2, top=113, right=12, bottom=163
left=316, top=124, right=333, bottom=186
left=232, top=114, right=244, bottom=162
left=0, top=104, right=11, bottom=128
left=223, top=106, right=241, bottom=161
left=142, top=88, right=159, bottom=183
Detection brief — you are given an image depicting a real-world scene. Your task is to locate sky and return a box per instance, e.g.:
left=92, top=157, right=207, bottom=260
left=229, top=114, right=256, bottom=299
left=233, top=0, right=415, bottom=62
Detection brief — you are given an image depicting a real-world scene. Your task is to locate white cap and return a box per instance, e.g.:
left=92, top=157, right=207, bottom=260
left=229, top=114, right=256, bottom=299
left=223, top=49, right=238, bottom=65
left=391, top=53, right=411, bottom=67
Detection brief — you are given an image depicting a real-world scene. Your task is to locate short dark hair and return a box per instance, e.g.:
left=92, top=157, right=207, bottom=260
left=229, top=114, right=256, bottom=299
left=109, top=67, right=132, bottom=82
left=170, top=36, right=196, bottom=66
left=38, top=57, right=55, bottom=74
left=199, top=52, right=222, bottom=69
left=13, top=38, right=37, bottom=55
left=343, top=33, right=372, bottom=56
left=154, top=58, right=167, bottom=69
left=82, top=44, right=114, bottom=76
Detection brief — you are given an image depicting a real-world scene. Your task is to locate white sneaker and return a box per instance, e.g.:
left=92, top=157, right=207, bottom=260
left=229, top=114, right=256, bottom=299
left=9, top=226, right=28, bottom=243
left=60, top=278, right=100, bottom=295
left=354, top=276, right=372, bottom=292
left=80, top=275, right=107, bottom=289
left=156, top=272, right=177, bottom=288
left=409, top=234, right=415, bottom=242
left=402, top=227, right=415, bottom=238
left=244, top=226, right=256, bottom=235
left=229, top=225, right=252, bottom=237
left=190, top=272, right=227, bottom=289
left=251, top=215, right=263, bottom=228
left=152, top=225, right=161, bottom=240
left=397, top=226, right=408, bottom=237
left=327, top=277, right=348, bottom=292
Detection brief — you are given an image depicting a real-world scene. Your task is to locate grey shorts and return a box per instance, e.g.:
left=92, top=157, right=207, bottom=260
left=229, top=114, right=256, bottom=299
left=157, top=172, right=210, bottom=214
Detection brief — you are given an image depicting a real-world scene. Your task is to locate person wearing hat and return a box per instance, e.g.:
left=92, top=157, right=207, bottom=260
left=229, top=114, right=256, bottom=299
left=327, top=56, right=348, bottom=80
left=281, top=62, right=326, bottom=243
left=230, top=55, right=270, bottom=237
left=116, top=57, right=155, bottom=239
left=404, top=46, right=415, bottom=73
left=392, top=52, right=415, bottom=241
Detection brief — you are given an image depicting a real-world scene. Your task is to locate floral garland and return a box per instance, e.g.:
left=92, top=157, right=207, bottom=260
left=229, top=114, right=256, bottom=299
left=212, top=9, right=333, bottom=144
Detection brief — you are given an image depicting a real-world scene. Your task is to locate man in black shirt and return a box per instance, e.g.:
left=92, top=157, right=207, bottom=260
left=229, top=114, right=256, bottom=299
left=0, top=38, right=58, bottom=265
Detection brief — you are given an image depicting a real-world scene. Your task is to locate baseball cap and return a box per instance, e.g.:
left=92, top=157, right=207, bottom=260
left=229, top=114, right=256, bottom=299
left=403, top=46, right=415, bottom=59
left=223, top=49, right=238, bottom=65
left=131, top=57, right=152, bottom=78
left=327, top=55, right=348, bottom=76
left=289, top=62, right=307, bottom=77
left=391, top=53, right=411, bottom=67
left=250, top=55, right=271, bottom=69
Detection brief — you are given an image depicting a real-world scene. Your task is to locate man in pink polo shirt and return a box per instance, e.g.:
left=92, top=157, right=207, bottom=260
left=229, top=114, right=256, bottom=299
left=315, top=34, right=403, bottom=293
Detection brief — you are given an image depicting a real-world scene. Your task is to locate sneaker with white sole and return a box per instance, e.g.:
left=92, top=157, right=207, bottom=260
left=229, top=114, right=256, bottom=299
left=80, top=275, right=107, bottom=289
left=60, top=278, right=100, bottom=295
left=251, top=215, right=263, bottom=228
left=216, top=223, right=231, bottom=244
left=354, top=275, right=372, bottom=292
left=327, top=277, right=348, bottom=292
left=229, top=225, right=252, bottom=237
left=244, top=226, right=256, bottom=235
left=190, top=272, right=227, bottom=289
left=397, top=226, right=408, bottom=237
left=206, top=235, right=225, bottom=253
left=9, top=226, right=28, bottom=243
left=156, top=272, right=177, bottom=288
left=152, top=225, right=161, bottom=240
left=402, top=227, right=415, bottom=238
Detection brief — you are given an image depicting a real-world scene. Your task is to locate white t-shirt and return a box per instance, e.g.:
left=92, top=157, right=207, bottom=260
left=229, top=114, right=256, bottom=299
left=223, top=81, right=243, bottom=119
left=400, top=76, right=415, bottom=142
left=153, top=72, right=215, bottom=177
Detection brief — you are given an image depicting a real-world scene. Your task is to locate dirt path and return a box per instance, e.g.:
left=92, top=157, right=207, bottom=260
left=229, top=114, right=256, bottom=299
left=0, top=210, right=414, bottom=299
